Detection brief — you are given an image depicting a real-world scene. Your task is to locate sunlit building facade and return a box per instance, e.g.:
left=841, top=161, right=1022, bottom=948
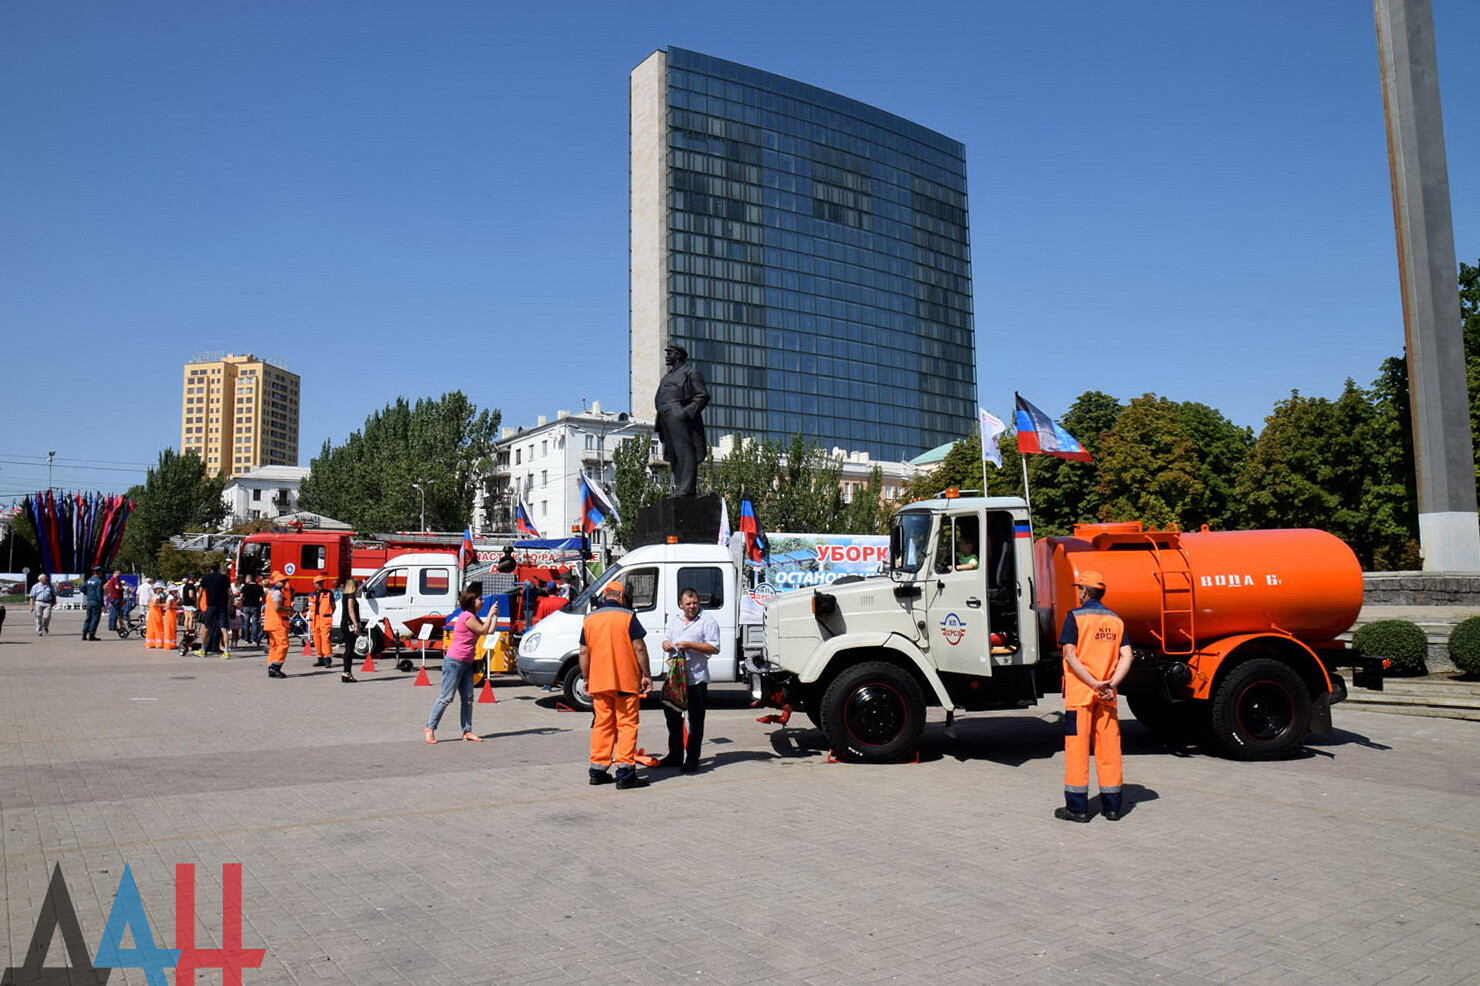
left=630, top=47, right=976, bottom=461
left=180, top=353, right=300, bottom=478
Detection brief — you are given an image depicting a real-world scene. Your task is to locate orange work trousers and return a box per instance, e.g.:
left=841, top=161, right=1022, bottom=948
left=589, top=691, right=640, bottom=769
left=312, top=617, right=332, bottom=658
left=1064, top=699, right=1122, bottom=796
left=266, top=628, right=289, bottom=667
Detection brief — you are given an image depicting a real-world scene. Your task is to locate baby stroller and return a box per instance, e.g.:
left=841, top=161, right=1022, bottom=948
left=288, top=610, right=309, bottom=643
left=115, top=609, right=147, bottom=639
left=177, top=615, right=199, bottom=655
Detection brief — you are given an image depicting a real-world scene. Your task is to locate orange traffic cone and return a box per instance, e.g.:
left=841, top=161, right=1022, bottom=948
left=361, top=651, right=377, bottom=673
left=300, top=639, right=312, bottom=656
left=413, top=666, right=431, bottom=687
left=477, top=678, right=496, bottom=703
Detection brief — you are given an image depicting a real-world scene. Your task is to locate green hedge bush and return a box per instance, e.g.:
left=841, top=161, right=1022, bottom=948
left=1447, top=617, right=1480, bottom=677
left=1352, top=619, right=1428, bottom=676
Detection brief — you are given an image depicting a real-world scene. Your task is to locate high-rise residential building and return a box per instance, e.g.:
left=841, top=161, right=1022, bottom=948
left=630, top=47, right=976, bottom=462
left=180, top=353, right=300, bottom=478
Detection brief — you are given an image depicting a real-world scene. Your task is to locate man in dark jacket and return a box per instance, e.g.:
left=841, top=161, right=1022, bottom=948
left=654, top=344, right=710, bottom=497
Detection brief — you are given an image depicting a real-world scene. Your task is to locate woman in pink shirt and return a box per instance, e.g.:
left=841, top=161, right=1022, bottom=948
left=424, top=586, right=496, bottom=744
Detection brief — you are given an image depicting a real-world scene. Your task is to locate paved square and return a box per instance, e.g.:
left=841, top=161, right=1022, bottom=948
left=3, top=609, right=1479, bottom=985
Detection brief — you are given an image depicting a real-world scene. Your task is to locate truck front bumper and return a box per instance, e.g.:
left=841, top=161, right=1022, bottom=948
left=515, top=655, right=563, bottom=688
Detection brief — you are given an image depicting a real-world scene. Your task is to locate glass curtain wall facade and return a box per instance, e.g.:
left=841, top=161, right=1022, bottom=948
left=630, top=47, right=975, bottom=461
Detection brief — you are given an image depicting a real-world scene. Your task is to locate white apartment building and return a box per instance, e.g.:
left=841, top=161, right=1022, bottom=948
left=476, top=403, right=655, bottom=557
left=221, top=465, right=311, bottom=527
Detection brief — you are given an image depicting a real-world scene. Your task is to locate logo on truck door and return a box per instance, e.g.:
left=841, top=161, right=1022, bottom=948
left=939, top=612, right=967, bottom=645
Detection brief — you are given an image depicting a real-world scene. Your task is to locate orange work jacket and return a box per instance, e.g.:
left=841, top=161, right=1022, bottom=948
left=581, top=604, right=646, bottom=694
left=1060, top=602, right=1126, bottom=707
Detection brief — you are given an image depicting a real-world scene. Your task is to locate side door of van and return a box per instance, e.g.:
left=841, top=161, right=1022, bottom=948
left=413, top=564, right=454, bottom=620
left=360, top=566, right=410, bottom=633
left=616, top=566, right=667, bottom=677
left=671, top=563, right=735, bottom=682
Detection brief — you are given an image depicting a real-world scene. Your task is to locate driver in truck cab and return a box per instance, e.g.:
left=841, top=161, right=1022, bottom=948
left=1057, top=570, right=1133, bottom=824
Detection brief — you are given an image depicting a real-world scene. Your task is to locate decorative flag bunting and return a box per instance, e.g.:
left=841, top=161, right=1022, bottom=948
left=1014, top=394, right=1092, bottom=462
left=577, top=475, right=621, bottom=534
left=514, top=496, right=541, bottom=538
left=979, top=408, right=1007, bottom=468
left=738, top=498, right=769, bottom=564
left=21, top=491, right=134, bottom=574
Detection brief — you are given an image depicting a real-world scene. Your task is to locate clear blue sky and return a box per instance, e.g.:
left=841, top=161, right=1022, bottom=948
left=2, top=0, right=1477, bottom=501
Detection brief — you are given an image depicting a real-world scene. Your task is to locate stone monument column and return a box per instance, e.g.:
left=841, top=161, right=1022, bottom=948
left=1375, top=0, right=1480, bottom=570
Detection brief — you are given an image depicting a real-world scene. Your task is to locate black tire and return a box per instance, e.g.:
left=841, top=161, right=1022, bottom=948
left=561, top=662, right=594, bottom=712
left=820, top=661, right=926, bottom=762
left=397, top=659, right=415, bottom=673
left=798, top=686, right=824, bottom=730
left=1209, top=658, right=1311, bottom=760
left=116, top=624, right=131, bottom=640
left=1126, top=691, right=1204, bottom=741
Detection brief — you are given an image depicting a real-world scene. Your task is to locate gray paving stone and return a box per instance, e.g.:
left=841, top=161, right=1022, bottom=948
left=2, top=610, right=1480, bottom=984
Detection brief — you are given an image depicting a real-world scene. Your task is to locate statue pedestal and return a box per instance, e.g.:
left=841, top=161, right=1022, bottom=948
left=632, top=495, right=721, bottom=547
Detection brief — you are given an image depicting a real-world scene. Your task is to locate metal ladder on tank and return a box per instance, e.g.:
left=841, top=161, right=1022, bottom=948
left=1149, top=537, right=1196, bottom=654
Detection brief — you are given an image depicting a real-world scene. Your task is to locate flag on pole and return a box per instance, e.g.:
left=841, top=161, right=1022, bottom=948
left=1014, top=394, right=1092, bottom=462
left=460, top=526, right=477, bottom=573
left=717, top=497, right=731, bottom=546
left=738, top=498, right=769, bottom=564
left=979, top=408, right=1007, bottom=468
left=578, top=475, right=621, bottom=534
left=514, top=496, right=541, bottom=538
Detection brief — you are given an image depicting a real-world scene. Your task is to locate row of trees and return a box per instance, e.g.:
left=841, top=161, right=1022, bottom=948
left=298, top=392, right=500, bottom=532
left=908, top=261, right=1480, bottom=570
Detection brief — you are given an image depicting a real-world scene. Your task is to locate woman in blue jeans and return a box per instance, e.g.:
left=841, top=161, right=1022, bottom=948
left=425, top=586, right=494, bottom=744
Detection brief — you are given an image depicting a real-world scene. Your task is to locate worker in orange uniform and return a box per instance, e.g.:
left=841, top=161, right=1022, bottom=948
left=145, top=586, right=166, bottom=649
left=1057, top=570, right=1133, bottom=823
left=309, top=577, right=335, bottom=666
left=578, top=581, right=652, bottom=789
left=264, top=571, right=293, bottom=679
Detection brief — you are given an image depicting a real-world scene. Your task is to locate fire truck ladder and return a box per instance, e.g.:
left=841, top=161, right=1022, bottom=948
left=1149, top=537, right=1196, bottom=655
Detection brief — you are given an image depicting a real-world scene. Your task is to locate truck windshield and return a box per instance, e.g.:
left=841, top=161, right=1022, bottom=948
left=567, top=566, right=624, bottom=614
left=239, top=542, right=270, bottom=580
left=891, top=512, right=934, bottom=576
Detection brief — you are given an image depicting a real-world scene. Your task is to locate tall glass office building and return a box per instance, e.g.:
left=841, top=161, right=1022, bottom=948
left=630, top=48, right=976, bottom=462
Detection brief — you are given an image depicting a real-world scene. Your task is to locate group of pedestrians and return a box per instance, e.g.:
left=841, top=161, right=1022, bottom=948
left=418, top=576, right=719, bottom=791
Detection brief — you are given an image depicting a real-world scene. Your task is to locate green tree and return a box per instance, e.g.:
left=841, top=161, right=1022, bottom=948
left=1461, top=260, right=1480, bottom=486
left=117, top=450, right=226, bottom=575
left=1095, top=395, right=1205, bottom=529
left=771, top=435, right=846, bottom=532
left=611, top=433, right=666, bottom=550
left=299, top=392, right=499, bottom=532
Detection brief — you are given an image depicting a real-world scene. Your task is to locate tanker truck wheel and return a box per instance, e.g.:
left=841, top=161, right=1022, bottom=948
left=1209, top=659, right=1310, bottom=761
left=820, top=662, right=925, bottom=763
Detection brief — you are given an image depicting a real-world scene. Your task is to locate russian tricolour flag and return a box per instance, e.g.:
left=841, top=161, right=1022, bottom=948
left=1014, top=394, right=1092, bottom=462
left=738, top=498, right=769, bottom=564
left=514, top=497, right=540, bottom=538
left=578, top=475, right=620, bottom=534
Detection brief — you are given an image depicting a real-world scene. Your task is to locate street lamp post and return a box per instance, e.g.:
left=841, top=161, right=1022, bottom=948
left=47, top=450, right=55, bottom=491
left=411, top=483, right=426, bottom=532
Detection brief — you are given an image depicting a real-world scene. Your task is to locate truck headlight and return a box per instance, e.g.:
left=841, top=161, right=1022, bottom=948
left=521, top=632, right=541, bottom=654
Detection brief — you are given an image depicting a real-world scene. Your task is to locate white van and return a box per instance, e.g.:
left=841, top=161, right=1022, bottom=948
left=344, top=551, right=459, bottom=637
left=515, top=532, right=887, bottom=710
left=515, top=542, right=747, bottom=709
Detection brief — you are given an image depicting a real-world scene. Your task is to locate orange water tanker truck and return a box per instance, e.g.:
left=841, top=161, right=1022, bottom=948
left=752, top=494, right=1386, bottom=762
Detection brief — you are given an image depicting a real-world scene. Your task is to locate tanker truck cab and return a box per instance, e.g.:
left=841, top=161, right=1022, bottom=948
left=516, top=543, right=741, bottom=710
left=758, top=495, right=1043, bottom=761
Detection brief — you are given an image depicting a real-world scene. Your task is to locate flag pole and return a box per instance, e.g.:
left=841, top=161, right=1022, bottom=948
left=1020, top=454, right=1032, bottom=512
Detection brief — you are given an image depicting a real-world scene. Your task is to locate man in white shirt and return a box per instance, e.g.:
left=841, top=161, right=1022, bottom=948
left=660, top=587, right=721, bottom=773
